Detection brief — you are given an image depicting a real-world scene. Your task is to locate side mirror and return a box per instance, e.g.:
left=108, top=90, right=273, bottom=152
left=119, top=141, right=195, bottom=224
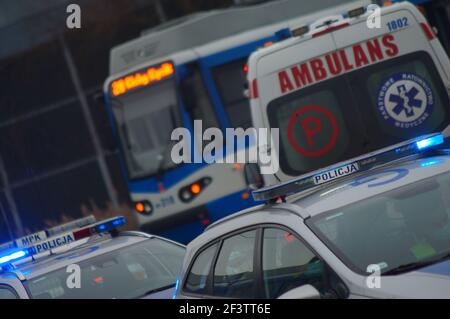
left=277, top=285, right=321, bottom=299
left=244, top=163, right=263, bottom=190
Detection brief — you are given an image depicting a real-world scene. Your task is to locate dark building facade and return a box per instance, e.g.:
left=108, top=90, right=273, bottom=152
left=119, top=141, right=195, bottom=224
left=0, top=0, right=232, bottom=242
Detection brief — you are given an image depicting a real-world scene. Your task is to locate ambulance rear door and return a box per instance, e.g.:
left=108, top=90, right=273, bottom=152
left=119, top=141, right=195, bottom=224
left=253, top=33, right=339, bottom=183
left=331, top=4, right=450, bottom=148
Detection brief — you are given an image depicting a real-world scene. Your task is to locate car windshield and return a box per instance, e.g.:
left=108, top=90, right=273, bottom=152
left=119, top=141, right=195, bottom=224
left=25, top=238, right=185, bottom=299
left=112, top=79, right=181, bottom=180
left=267, top=51, right=450, bottom=176
left=307, top=170, right=450, bottom=275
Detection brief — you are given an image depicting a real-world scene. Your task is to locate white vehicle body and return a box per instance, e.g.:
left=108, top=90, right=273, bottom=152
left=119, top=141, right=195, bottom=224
left=247, top=2, right=450, bottom=186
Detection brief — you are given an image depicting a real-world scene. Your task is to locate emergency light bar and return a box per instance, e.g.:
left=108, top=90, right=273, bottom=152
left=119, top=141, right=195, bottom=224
left=0, top=215, right=96, bottom=252
left=46, top=215, right=96, bottom=237
left=289, top=5, right=368, bottom=39
left=0, top=216, right=126, bottom=269
left=253, top=133, right=445, bottom=202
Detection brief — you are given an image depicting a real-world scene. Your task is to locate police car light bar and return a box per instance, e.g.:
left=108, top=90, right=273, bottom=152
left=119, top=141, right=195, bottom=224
left=0, top=215, right=97, bottom=253
left=26, top=216, right=126, bottom=255
left=252, top=133, right=444, bottom=202
left=46, top=215, right=96, bottom=237
left=0, top=216, right=126, bottom=268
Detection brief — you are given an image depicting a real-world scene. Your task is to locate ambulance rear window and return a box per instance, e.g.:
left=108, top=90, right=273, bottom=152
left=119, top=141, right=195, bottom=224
left=268, top=51, right=450, bottom=177
left=268, top=75, right=365, bottom=176
left=349, top=51, right=450, bottom=147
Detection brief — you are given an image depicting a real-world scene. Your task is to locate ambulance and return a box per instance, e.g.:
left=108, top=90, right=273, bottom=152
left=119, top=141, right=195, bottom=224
left=246, top=1, right=450, bottom=187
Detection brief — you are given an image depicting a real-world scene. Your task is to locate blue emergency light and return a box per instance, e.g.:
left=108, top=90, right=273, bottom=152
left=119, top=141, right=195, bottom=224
left=95, top=216, right=126, bottom=232
left=274, top=28, right=292, bottom=41
left=0, top=249, right=29, bottom=266
left=253, top=133, right=445, bottom=202
left=416, top=134, right=444, bottom=150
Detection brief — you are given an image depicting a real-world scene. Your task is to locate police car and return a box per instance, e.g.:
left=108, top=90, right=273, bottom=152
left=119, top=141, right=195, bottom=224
left=246, top=1, right=450, bottom=187
left=175, top=133, right=450, bottom=299
left=0, top=216, right=185, bottom=299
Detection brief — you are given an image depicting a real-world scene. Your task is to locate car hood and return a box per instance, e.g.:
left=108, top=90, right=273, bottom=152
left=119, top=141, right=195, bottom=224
left=365, top=260, right=450, bottom=298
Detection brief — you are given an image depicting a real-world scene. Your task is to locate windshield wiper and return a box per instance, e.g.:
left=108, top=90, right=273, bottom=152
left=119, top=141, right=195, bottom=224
left=121, top=124, right=133, bottom=150
left=383, top=252, right=450, bottom=276
left=154, top=106, right=177, bottom=180
left=112, top=98, right=133, bottom=150
left=139, top=284, right=175, bottom=298
left=155, top=141, right=176, bottom=179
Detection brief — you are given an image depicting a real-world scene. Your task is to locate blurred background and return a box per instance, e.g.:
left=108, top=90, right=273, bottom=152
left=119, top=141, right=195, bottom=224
left=0, top=0, right=448, bottom=241
left=0, top=0, right=235, bottom=241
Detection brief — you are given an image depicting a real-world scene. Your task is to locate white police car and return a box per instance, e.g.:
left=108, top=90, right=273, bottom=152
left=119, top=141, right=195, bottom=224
left=0, top=216, right=185, bottom=299
left=175, top=133, right=450, bottom=299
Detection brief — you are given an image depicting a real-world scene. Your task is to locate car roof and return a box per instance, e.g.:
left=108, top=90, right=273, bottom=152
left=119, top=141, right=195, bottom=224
left=202, top=153, right=450, bottom=240
left=293, top=153, right=450, bottom=217
left=0, top=233, right=152, bottom=280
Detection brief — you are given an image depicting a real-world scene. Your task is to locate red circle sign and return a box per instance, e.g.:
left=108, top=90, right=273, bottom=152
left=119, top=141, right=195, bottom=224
left=287, top=104, right=339, bottom=157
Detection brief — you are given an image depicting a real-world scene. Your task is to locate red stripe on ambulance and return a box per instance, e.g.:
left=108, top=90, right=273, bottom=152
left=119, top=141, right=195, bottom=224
left=250, top=79, right=259, bottom=99
left=278, top=34, right=399, bottom=94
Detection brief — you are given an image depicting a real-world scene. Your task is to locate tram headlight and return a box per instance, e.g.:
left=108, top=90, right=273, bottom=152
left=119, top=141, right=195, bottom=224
left=179, top=177, right=212, bottom=203
left=134, top=200, right=153, bottom=215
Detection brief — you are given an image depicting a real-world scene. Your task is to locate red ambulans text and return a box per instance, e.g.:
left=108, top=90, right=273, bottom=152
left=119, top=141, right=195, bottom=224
left=278, top=34, right=399, bottom=94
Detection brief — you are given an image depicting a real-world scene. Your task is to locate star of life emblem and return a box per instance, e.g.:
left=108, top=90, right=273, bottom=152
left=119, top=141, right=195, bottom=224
left=377, top=72, right=434, bottom=129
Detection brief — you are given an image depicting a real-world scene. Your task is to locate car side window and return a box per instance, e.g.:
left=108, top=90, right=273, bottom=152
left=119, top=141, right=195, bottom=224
left=262, top=228, right=327, bottom=299
left=0, top=285, right=18, bottom=299
left=213, top=230, right=257, bottom=298
left=184, top=243, right=218, bottom=295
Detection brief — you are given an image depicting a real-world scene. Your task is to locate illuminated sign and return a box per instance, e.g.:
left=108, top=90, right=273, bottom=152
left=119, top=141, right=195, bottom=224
left=111, top=62, right=174, bottom=97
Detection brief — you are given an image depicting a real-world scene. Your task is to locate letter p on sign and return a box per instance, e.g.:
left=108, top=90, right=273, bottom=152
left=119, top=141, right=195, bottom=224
left=301, top=116, right=322, bottom=146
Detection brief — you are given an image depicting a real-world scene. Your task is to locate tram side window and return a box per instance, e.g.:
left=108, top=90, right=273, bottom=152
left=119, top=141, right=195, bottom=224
left=212, top=59, right=252, bottom=129
left=180, top=64, right=220, bottom=131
